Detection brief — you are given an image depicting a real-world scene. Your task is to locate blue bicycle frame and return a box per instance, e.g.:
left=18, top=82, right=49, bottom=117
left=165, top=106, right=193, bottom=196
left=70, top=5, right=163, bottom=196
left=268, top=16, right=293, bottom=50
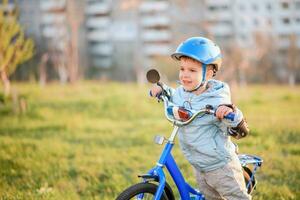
left=139, top=126, right=205, bottom=200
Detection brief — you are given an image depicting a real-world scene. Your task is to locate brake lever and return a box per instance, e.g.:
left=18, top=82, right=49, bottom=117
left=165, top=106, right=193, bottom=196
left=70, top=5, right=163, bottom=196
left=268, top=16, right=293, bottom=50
left=156, top=82, right=171, bottom=100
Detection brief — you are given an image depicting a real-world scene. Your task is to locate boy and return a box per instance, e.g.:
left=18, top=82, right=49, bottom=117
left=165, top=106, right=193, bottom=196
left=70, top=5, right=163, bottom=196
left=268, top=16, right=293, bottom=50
left=150, top=37, right=250, bottom=200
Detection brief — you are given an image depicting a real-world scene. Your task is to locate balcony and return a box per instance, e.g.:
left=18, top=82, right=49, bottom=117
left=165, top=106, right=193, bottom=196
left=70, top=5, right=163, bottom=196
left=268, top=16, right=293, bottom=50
left=86, top=17, right=110, bottom=28
left=141, top=30, right=171, bottom=42
left=87, top=30, right=111, bottom=41
left=140, top=16, right=170, bottom=27
left=139, top=1, right=169, bottom=13
left=40, top=0, right=66, bottom=12
left=41, top=13, right=66, bottom=25
left=89, top=44, right=113, bottom=56
left=86, top=3, right=111, bottom=15
left=42, top=26, right=67, bottom=38
left=143, top=44, right=171, bottom=56
left=205, top=11, right=232, bottom=21
left=277, top=37, right=290, bottom=49
left=274, top=25, right=293, bottom=35
left=206, top=23, right=233, bottom=36
left=92, top=57, right=112, bottom=68
left=206, top=0, right=231, bottom=5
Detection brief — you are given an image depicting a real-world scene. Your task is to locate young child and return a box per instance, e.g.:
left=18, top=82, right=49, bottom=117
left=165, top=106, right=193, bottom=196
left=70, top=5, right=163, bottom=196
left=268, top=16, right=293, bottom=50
left=150, top=37, right=250, bottom=200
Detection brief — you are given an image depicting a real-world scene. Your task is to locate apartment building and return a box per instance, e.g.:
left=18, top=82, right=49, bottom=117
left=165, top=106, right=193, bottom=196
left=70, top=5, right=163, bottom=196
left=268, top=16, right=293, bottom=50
left=85, top=0, right=113, bottom=71
left=39, top=0, right=68, bottom=53
left=10, top=0, right=300, bottom=81
left=202, top=0, right=300, bottom=49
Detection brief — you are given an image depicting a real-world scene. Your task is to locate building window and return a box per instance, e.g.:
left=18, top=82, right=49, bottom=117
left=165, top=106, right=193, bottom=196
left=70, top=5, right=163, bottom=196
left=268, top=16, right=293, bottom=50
left=220, top=5, right=229, bottom=10
left=240, top=19, right=245, bottom=26
left=221, top=20, right=231, bottom=25
left=252, top=4, right=258, bottom=11
left=296, top=18, right=300, bottom=23
left=254, top=18, right=259, bottom=26
left=295, top=2, right=300, bottom=9
left=208, top=5, right=217, bottom=11
left=282, top=18, right=290, bottom=24
left=207, top=5, right=229, bottom=11
left=239, top=34, right=247, bottom=40
left=281, top=2, right=289, bottom=9
left=240, top=4, right=245, bottom=11
left=266, top=3, right=272, bottom=10
left=279, top=34, right=289, bottom=40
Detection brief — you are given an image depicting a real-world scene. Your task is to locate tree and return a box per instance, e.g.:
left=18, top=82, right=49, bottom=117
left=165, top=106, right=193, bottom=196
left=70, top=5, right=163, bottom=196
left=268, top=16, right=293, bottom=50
left=253, top=32, right=276, bottom=83
left=66, top=0, right=84, bottom=83
left=287, top=34, right=300, bottom=86
left=221, top=44, right=250, bottom=86
left=0, top=0, right=34, bottom=96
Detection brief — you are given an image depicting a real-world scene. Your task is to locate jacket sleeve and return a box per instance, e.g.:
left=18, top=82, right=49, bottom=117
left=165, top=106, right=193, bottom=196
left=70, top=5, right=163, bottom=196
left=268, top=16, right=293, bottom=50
left=214, top=83, right=249, bottom=139
left=217, top=105, right=250, bottom=139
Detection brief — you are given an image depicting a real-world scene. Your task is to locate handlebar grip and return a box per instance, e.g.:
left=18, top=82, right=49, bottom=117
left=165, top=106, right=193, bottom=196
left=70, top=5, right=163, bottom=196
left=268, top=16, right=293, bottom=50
left=224, top=112, right=235, bottom=121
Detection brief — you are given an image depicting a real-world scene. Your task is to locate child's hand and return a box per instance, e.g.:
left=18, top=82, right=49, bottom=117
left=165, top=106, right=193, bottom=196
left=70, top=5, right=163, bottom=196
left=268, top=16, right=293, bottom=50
left=150, top=85, right=163, bottom=97
left=216, top=105, right=233, bottom=120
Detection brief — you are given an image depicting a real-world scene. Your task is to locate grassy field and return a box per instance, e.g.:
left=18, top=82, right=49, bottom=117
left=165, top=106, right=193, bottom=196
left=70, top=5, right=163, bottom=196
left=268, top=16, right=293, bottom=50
left=0, top=82, right=299, bottom=200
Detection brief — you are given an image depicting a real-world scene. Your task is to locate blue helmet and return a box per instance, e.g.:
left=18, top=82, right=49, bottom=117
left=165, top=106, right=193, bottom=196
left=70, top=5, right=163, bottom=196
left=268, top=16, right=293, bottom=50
left=171, top=37, right=222, bottom=91
left=171, top=37, right=222, bottom=71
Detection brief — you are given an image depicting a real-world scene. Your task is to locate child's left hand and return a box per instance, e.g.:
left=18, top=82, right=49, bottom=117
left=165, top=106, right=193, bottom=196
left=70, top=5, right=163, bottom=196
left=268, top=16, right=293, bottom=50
left=216, top=105, right=233, bottom=120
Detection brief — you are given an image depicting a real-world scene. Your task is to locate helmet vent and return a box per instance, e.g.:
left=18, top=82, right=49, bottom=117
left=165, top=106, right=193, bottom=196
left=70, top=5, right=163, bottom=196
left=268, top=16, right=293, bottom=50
left=194, top=41, right=206, bottom=45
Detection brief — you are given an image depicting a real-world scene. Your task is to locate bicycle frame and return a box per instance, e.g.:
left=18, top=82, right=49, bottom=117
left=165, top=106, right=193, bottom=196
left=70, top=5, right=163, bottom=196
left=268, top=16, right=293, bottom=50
left=139, top=126, right=205, bottom=200
left=139, top=128, right=263, bottom=200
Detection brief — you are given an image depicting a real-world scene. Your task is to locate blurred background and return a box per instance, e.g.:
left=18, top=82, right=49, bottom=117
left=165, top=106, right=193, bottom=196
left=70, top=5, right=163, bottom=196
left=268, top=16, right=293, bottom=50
left=1, top=0, right=300, bottom=87
left=1, top=0, right=300, bottom=200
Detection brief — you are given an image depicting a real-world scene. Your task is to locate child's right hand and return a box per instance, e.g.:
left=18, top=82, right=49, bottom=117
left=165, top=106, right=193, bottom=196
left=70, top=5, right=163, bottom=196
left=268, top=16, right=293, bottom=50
left=150, top=85, right=163, bottom=97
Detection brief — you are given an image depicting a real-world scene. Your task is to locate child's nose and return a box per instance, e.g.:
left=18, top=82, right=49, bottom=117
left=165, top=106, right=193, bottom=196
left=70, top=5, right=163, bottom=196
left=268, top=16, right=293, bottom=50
left=182, top=72, right=189, bottom=78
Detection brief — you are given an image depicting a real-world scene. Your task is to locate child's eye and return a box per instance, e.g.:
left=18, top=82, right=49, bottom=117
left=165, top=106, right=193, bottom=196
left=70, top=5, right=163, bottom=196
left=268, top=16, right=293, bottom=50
left=190, top=69, right=196, bottom=72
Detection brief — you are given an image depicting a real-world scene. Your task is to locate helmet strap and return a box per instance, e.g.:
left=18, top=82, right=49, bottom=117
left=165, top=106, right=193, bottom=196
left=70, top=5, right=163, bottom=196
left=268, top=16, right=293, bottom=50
left=184, top=63, right=207, bottom=93
left=201, top=64, right=207, bottom=83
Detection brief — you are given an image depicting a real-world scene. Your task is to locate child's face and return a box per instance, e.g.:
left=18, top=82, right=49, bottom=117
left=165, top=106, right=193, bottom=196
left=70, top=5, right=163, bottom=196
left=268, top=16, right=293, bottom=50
left=179, top=58, right=203, bottom=91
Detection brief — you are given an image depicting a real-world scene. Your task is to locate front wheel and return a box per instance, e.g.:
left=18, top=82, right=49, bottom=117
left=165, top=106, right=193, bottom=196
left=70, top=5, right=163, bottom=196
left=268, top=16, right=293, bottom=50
left=116, top=182, right=169, bottom=200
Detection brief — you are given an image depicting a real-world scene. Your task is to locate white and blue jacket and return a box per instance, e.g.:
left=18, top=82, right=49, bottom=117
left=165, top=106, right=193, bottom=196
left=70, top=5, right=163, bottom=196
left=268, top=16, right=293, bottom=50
left=169, top=79, right=244, bottom=172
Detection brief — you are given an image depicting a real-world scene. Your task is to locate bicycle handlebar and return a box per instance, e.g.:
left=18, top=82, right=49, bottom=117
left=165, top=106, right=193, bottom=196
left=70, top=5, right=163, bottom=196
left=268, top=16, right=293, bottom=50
left=158, top=89, right=235, bottom=126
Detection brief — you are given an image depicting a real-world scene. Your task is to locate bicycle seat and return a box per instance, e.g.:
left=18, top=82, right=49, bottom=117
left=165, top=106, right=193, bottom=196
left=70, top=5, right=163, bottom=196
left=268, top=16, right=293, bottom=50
left=238, top=154, right=263, bottom=167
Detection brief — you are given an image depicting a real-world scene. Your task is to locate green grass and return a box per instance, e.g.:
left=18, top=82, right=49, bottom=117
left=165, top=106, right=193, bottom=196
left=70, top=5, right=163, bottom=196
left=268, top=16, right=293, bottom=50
left=0, top=82, right=299, bottom=200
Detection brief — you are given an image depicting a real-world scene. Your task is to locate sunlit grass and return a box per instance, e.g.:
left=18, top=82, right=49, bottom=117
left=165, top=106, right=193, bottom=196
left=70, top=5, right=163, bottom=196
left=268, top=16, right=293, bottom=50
left=0, top=82, right=299, bottom=199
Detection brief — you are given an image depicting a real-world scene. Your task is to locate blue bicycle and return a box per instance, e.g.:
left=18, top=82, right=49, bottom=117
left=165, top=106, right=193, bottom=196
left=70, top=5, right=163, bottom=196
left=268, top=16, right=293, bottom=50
left=116, top=70, right=263, bottom=200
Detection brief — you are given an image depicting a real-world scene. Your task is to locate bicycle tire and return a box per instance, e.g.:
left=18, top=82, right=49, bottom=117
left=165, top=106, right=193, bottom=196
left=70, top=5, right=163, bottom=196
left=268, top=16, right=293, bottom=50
left=116, top=182, right=169, bottom=200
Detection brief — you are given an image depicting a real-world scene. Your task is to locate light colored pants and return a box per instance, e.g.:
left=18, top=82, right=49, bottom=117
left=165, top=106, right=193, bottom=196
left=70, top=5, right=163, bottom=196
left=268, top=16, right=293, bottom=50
left=195, top=156, right=251, bottom=200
